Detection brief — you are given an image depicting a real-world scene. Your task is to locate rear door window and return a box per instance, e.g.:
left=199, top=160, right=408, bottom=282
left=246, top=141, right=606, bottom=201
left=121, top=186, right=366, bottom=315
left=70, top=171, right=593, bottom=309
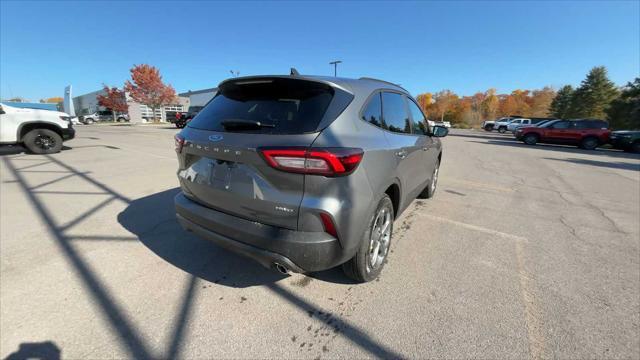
left=188, top=78, right=334, bottom=134
left=407, top=98, right=428, bottom=135
left=382, top=92, right=411, bottom=134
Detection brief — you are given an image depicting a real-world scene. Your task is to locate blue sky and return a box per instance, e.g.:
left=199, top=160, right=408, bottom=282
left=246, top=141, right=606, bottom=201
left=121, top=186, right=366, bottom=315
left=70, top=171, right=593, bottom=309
left=1, top=1, right=638, bottom=101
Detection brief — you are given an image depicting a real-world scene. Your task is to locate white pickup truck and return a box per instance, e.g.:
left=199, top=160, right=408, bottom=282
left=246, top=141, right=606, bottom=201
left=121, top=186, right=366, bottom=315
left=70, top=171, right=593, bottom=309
left=0, top=103, right=75, bottom=154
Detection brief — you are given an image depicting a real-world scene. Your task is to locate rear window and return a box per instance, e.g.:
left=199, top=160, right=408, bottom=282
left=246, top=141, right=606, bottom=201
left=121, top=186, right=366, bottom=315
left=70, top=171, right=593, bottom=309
left=573, top=120, right=608, bottom=129
left=188, top=78, right=334, bottom=134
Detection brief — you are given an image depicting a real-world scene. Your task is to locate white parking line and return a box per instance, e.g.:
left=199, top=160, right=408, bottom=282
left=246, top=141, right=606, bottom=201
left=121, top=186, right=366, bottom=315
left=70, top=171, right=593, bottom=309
left=418, top=213, right=527, bottom=242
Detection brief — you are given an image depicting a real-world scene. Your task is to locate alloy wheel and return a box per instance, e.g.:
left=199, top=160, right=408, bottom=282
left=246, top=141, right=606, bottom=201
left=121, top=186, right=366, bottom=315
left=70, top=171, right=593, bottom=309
left=368, top=206, right=392, bottom=270
left=34, top=134, right=56, bottom=150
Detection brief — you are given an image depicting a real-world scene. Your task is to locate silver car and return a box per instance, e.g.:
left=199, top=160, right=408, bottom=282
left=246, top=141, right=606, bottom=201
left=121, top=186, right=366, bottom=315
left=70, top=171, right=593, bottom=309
left=174, top=74, right=448, bottom=282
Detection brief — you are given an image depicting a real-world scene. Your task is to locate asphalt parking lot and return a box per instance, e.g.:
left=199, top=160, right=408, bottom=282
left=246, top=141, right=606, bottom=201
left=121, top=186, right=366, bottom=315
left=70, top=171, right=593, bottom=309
left=1, top=125, right=639, bottom=359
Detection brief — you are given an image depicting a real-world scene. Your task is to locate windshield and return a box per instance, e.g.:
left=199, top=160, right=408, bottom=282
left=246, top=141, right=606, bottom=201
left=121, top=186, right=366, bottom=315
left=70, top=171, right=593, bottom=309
left=188, top=78, right=334, bottom=134
left=539, top=120, right=560, bottom=128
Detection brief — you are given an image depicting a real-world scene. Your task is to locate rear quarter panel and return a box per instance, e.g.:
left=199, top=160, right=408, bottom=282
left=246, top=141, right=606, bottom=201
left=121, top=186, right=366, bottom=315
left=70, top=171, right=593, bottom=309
left=300, top=89, right=399, bottom=255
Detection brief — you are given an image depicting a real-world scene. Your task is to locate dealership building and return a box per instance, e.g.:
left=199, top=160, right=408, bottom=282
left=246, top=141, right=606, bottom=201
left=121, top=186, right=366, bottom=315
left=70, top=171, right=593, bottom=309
left=72, top=87, right=217, bottom=123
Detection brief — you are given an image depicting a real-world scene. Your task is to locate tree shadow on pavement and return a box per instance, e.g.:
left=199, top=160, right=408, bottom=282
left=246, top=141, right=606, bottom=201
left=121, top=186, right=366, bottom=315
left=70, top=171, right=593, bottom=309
left=117, top=187, right=287, bottom=288
left=4, top=153, right=404, bottom=359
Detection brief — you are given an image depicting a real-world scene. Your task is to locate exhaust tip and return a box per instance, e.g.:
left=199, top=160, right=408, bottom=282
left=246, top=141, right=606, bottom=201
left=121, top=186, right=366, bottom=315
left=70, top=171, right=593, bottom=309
left=274, top=263, right=289, bottom=274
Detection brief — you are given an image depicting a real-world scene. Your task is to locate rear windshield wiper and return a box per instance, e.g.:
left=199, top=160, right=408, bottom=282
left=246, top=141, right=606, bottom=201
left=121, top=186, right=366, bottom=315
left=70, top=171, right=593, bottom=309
left=221, top=119, right=275, bottom=129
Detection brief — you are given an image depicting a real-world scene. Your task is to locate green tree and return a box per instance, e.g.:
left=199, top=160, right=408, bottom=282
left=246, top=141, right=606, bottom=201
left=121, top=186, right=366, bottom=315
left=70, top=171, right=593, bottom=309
left=606, top=78, right=640, bottom=130
left=549, top=85, right=574, bottom=118
left=568, top=66, right=619, bottom=118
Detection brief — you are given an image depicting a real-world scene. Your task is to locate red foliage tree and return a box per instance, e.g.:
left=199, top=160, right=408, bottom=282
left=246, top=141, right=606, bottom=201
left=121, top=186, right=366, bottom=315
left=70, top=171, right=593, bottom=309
left=97, top=85, right=128, bottom=121
left=124, top=64, right=176, bottom=122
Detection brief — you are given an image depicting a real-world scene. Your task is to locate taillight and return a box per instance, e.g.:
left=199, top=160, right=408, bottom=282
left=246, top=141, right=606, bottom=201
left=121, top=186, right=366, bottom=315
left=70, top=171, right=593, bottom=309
left=319, top=212, right=338, bottom=239
left=174, top=134, right=185, bottom=153
left=259, top=147, right=363, bottom=176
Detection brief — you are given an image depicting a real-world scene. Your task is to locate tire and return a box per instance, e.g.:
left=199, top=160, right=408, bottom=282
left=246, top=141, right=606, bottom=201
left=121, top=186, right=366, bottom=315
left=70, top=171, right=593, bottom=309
left=84, top=118, right=94, bottom=124
left=342, top=194, right=394, bottom=282
left=418, top=159, right=440, bottom=199
left=630, top=141, right=640, bottom=154
left=484, top=125, right=494, bottom=132
left=23, top=129, right=63, bottom=154
left=523, top=133, right=538, bottom=145
left=580, top=137, right=599, bottom=150
left=498, top=127, right=507, bottom=134
left=117, top=117, right=126, bottom=122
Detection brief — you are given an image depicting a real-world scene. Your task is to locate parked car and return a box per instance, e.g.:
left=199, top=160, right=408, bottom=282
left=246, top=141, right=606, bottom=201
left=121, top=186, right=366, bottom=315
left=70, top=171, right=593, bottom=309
left=0, top=103, right=75, bottom=154
left=173, top=75, right=448, bottom=282
left=494, top=117, right=519, bottom=133
left=169, top=106, right=205, bottom=128
left=482, top=120, right=495, bottom=131
left=507, top=118, right=554, bottom=132
left=515, top=119, right=610, bottom=150
left=81, top=110, right=129, bottom=124
left=610, top=130, right=640, bottom=153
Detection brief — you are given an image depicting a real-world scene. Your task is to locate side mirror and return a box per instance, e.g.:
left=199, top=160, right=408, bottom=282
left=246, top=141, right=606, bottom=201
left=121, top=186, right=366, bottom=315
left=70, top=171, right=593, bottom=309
left=431, top=125, right=448, bottom=137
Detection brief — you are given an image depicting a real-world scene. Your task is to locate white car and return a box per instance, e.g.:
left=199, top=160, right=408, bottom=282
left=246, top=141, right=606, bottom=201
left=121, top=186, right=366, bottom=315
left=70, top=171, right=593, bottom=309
left=0, top=103, right=76, bottom=154
left=506, top=118, right=532, bottom=132
left=493, top=117, right=518, bottom=133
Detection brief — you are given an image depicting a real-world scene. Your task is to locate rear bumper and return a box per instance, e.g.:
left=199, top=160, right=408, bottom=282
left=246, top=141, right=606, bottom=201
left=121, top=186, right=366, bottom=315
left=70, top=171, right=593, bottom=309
left=174, top=192, right=344, bottom=272
left=62, top=128, right=75, bottom=140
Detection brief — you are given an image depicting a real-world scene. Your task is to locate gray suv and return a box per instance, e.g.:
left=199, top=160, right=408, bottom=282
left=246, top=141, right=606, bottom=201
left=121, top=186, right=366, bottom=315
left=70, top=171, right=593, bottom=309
left=174, top=75, right=448, bottom=282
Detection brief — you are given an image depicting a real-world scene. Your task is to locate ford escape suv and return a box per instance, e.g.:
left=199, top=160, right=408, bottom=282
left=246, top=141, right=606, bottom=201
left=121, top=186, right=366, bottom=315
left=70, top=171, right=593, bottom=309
left=174, top=74, right=448, bottom=282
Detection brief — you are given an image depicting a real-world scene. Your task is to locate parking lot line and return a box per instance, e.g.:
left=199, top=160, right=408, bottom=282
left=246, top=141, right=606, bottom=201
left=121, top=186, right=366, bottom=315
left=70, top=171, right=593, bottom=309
left=418, top=213, right=528, bottom=243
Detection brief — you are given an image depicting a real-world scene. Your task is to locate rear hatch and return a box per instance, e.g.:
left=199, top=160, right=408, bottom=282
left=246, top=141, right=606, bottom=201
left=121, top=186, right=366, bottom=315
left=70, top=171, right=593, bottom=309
left=176, top=76, right=352, bottom=230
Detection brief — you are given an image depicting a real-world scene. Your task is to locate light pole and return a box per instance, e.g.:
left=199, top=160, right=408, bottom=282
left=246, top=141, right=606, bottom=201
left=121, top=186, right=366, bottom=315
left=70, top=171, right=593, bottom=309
left=329, top=60, right=342, bottom=77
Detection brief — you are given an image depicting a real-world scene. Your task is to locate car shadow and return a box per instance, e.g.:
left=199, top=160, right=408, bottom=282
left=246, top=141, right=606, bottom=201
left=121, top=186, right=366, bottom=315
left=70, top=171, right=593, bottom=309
left=118, top=187, right=289, bottom=288
left=117, top=188, right=357, bottom=287
left=465, top=139, right=640, bottom=159
left=0, top=145, right=73, bottom=156
left=4, top=341, right=61, bottom=360
left=543, top=157, right=640, bottom=171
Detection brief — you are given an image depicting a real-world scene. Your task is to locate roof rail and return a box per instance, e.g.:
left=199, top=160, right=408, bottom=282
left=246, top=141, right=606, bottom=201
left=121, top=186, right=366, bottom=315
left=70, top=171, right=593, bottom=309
left=359, top=77, right=407, bottom=91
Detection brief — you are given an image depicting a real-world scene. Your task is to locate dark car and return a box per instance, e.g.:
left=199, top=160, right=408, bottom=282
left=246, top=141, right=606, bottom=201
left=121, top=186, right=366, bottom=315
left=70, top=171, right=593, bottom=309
left=173, top=74, right=448, bottom=282
left=170, top=106, right=205, bottom=128
left=515, top=119, right=610, bottom=150
left=610, top=130, right=640, bottom=153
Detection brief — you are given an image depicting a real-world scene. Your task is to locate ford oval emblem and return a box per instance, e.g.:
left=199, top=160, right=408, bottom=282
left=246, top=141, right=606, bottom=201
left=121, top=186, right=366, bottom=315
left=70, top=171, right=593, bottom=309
left=208, top=135, right=223, bottom=142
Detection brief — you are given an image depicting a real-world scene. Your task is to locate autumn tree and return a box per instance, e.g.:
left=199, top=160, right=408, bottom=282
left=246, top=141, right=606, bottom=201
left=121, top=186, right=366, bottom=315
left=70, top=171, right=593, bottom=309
left=606, top=78, right=640, bottom=130
left=40, top=97, right=64, bottom=103
left=124, top=64, right=176, bottom=122
left=415, top=93, right=433, bottom=118
left=481, top=89, right=499, bottom=120
left=549, top=85, right=574, bottom=118
left=97, top=85, right=129, bottom=122
left=529, top=87, right=555, bottom=117
left=433, top=90, right=458, bottom=122
left=568, top=66, right=618, bottom=119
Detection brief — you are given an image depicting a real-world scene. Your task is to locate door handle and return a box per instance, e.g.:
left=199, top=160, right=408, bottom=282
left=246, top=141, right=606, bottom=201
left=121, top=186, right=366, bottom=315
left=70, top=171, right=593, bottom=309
left=396, top=149, right=408, bottom=158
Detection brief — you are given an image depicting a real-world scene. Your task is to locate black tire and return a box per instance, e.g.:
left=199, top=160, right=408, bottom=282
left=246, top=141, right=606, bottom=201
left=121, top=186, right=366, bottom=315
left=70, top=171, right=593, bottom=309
left=523, top=133, right=538, bottom=145
left=498, top=127, right=507, bottom=134
left=580, top=137, right=599, bottom=150
left=343, top=194, right=394, bottom=282
left=23, top=129, right=63, bottom=154
left=484, top=125, right=494, bottom=132
left=630, top=141, right=640, bottom=154
left=84, top=118, right=94, bottom=124
left=418, top=159, right=440, bottom=199
left=117, top=117, right=126, bottom=122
